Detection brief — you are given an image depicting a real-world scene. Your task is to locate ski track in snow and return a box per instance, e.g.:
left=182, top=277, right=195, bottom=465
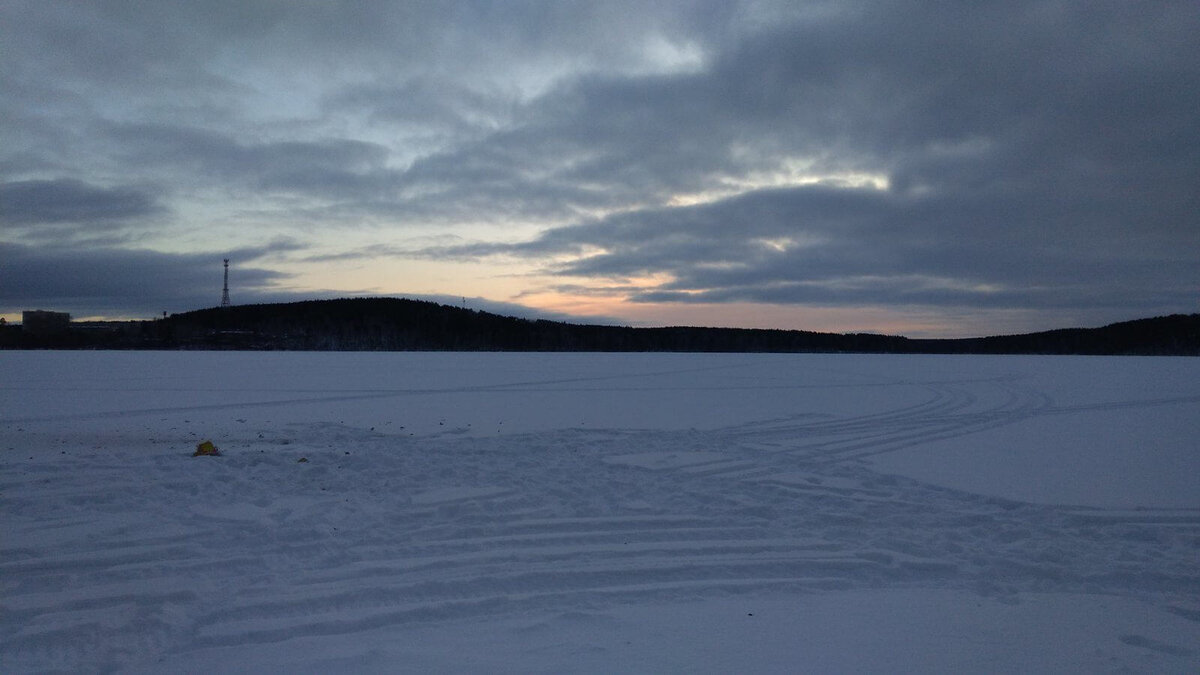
left=1, top=353, right=1198, bottom=671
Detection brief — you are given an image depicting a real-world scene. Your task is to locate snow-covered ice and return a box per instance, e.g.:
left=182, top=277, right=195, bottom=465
left=2, top=351, right=1198, bottom=673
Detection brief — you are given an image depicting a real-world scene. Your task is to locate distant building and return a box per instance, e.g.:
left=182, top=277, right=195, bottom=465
left=22, top=310, right=71, bottom=336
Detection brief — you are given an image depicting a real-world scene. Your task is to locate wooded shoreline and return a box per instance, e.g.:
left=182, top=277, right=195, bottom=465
left=4, top=298, right=1198, bottom=355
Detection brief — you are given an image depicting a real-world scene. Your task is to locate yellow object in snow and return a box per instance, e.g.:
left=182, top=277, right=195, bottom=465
left=193, top=440, right=220, bottom=456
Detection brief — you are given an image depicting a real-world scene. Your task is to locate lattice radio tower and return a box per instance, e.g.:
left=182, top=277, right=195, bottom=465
left=220, top=258, right=231, bottom=307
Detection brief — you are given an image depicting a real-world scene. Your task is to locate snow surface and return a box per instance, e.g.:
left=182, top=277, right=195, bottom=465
left=2, top=351, right=1198, bottom=673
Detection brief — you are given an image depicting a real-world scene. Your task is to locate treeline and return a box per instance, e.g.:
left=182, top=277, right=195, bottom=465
left=2, top=297, right=1198, bottom=355
left=911, top=313, right=1200, bottom=355
left=157, top=298, right=910, bottom=352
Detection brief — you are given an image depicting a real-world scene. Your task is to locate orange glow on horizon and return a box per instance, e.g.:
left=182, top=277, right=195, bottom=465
left=519, top=293, right=968, bottom=338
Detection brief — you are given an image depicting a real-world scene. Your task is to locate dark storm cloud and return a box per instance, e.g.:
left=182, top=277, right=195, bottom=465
left=2, top=1, right=1198, bottom=328
left=0, top=179, right=163, bottom=226
left=102, top=124, right=393, bottom=200
left=0, top=242, right=302, bottom=318
left=408, top=1, right=1200, bottom=320
left=404, top=0, right=1200, bottom=215
left=427, top=179, right=1199, bottom=314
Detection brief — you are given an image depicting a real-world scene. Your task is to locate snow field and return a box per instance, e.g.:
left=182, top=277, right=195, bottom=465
left=1, top=351, right=1198, bottom=672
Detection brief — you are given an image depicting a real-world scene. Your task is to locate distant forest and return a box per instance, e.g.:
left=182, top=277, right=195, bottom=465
left=3, top=297, right=1199, bottom=355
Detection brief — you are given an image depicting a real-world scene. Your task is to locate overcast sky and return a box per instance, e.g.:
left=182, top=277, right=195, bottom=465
left=3, top=1, right=1198, bottom=337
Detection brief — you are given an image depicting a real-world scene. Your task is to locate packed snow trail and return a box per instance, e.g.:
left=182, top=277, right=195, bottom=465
left=1, top=352, right=1198, bottom=672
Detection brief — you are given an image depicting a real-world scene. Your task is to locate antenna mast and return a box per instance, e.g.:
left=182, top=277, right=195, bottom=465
left=220, top=259, right=231, bottom=307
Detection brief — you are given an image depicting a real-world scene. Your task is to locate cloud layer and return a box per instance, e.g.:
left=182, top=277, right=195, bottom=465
left=3, top=1, right=1197, bottom=332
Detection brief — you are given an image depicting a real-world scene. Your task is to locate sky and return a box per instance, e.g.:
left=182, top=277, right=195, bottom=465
left=2, top=1, right=1198, bottom=338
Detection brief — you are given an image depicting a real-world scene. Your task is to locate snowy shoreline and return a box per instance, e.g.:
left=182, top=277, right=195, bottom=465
left=3, top=352, right=1198, bottom=672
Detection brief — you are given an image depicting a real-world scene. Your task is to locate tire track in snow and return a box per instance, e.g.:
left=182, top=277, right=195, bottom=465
left=3, top=367, right=1197, bottom=669
left=721, top=376, right=1054, bottom=463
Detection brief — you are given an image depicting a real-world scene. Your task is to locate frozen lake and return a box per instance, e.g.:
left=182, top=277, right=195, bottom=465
left=2, top=351, right=1198, bottom=672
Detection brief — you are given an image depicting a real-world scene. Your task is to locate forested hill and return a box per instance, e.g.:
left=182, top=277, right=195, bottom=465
left=4, top=297, right=1199, bottom=354
left=910, top=314, right=1200, bottom=355
left=159, top=298, right=911, bottom=352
